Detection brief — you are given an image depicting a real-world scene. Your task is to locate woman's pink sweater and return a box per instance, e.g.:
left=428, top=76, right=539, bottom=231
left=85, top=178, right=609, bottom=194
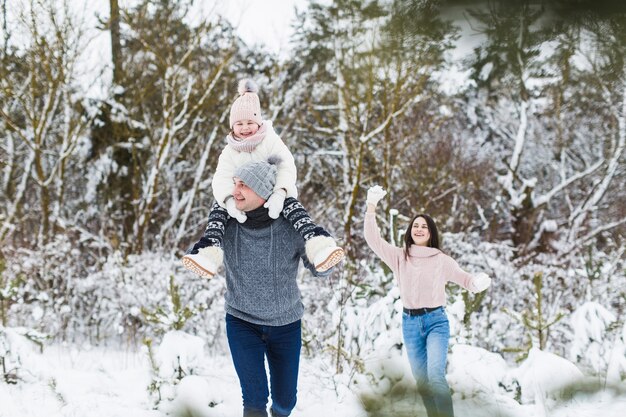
left=364, top=212, right=478, bottom=308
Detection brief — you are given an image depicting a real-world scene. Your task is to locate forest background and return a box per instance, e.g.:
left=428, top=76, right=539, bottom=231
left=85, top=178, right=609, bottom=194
left=0, top=0, right=625, bottom=409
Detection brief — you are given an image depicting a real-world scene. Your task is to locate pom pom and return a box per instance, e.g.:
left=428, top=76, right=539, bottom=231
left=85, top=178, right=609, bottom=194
left=267, top=155, right=282, bottom=166
left=238, top=79, right=258, bottom=96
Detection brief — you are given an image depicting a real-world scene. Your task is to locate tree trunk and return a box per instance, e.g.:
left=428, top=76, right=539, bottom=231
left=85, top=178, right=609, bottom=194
left=110, top=0, right=122, bottom=86
left=33, top=149, right=50, bottom=243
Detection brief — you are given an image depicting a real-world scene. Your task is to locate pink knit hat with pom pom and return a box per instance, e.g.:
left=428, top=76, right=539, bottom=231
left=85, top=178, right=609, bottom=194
left=229, top=79, right=262, bottom=128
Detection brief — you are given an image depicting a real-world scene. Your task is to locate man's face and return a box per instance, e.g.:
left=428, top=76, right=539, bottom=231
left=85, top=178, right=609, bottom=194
left=232, top=178, right=266, bottom=212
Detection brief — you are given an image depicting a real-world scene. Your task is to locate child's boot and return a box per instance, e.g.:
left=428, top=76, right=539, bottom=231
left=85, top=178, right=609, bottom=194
left=182, top=203, right=228, bottom=278
left=182, top=246, right=224, bottom=278
left=305, top=235, right=345, bottom=272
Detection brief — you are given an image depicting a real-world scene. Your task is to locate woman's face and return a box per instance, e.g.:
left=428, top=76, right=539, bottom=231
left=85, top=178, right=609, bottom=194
left=411, top=216, right=431, bottom=247
left=233, top=120, right=260, bottom=139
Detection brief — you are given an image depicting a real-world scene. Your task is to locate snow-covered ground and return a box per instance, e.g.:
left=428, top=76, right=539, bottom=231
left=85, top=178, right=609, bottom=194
left=1, top=331, right=624, bottom=417
left=0, top=342, right=363, bottom=417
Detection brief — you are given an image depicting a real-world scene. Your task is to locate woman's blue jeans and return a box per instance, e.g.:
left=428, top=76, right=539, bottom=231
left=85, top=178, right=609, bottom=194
left=402, top=307, right=454, bottom=417
left=226, top=314, right=301, bottom=417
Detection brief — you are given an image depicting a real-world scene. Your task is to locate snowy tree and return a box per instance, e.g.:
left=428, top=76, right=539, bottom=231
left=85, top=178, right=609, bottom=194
left=284, top=0, right=462, bottom=372
left=466, top=2, right=560, bottom=252
left=466, top=1, right=625, bottom=261
left=0, top=0, right=94, bottom=246
left=86, top=0, right=242, bottom=254
left=556, top=11, right=626, bottom=257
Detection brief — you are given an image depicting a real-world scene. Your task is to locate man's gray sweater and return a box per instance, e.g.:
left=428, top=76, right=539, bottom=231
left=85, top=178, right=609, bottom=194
left=222, top=214, right=327, bottom=326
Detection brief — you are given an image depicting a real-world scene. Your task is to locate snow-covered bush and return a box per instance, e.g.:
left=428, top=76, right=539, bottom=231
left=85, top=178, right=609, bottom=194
left=3, top=236, right=84, bottom=339
left=75, top=251, right=219, bottom=344
left=569, top=302, right=618, bottom=375
left=606, top=321, right=626, bottom=385
left=4, top=245, right=226, bottom=347
left=346, top=284, right=406, bottom=391
left=0, top=326, right=47, bottom=384
left=319, top=258, right=402, bottom=376
left=507, top=348, right=584, bottom=410
left=501, top=271, right=565, bottom=360
left=448, top=344, right=509, bottom=398
left=161, top=375, right=221, bottom=417
left=334, top=284, right=403, bottom=363
left=146, top=330, right=222, bottom=416
left=443, top=231, right=516, bottom=349
left=0, top=256, right=20, bottom=327
left=4, top=242, right=225, bottom=344
left=142, top=275, right=205, bottom=334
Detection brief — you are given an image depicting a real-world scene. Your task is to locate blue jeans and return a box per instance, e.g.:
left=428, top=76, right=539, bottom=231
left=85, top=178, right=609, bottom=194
left=226, top=314, right=301, bottom=417
left=402, top=307, right=454, bottom=417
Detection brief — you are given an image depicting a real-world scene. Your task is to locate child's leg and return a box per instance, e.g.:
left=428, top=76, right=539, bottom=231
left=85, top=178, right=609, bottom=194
left=282, top=197, right=331, bottom=240
left=183, top=203, right=228, bottom=278
left=282, top=197, right=344, bottom=272
left=189, top=202, right=229, bottom=252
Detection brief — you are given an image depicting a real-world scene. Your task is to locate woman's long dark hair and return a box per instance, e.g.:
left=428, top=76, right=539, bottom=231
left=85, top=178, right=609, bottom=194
left=404, top=213, right=440, bottom=259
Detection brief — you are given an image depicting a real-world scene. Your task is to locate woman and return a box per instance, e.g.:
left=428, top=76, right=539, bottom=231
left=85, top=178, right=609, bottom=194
left=363, top=186, right=491, bottom=417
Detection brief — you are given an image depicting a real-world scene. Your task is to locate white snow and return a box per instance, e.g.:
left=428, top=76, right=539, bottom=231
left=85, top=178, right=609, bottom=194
left=156, top=331, right=206, bottom=380
left=543, top=219, right=558, bottom=233
left=570, top=302, right=617, bottom=374
left=607, top=321, right=626, bottom=386
left=508, top=347, right=585, bottom=417
left=1, top=331, right=624, bottom=417
left=448, top=344, right=509, bottom=396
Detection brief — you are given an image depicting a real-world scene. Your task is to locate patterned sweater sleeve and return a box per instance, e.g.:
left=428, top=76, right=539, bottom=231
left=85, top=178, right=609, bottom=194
left=363, top=212, right=402, bottom=273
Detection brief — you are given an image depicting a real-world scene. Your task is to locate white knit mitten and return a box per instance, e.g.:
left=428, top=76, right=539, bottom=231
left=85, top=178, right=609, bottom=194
left=470, top=272, right=491, bottom=293
left=225, top=197, right=247, bottom=223
left=366, top=185, right=387, bottom=206
left=264, top=189, right=286, bottom=219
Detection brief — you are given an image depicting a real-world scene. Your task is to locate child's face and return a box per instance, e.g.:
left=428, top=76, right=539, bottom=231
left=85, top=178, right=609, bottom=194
left=233, top=120, right=260, bottom=139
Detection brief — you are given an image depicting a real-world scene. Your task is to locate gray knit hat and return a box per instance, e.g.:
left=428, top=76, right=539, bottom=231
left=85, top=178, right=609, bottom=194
left=234, top=156, right=281, bottom=200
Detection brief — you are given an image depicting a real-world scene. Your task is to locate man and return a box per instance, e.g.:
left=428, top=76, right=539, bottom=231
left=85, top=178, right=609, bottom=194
left=219, top=157, right=334, bottom=417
